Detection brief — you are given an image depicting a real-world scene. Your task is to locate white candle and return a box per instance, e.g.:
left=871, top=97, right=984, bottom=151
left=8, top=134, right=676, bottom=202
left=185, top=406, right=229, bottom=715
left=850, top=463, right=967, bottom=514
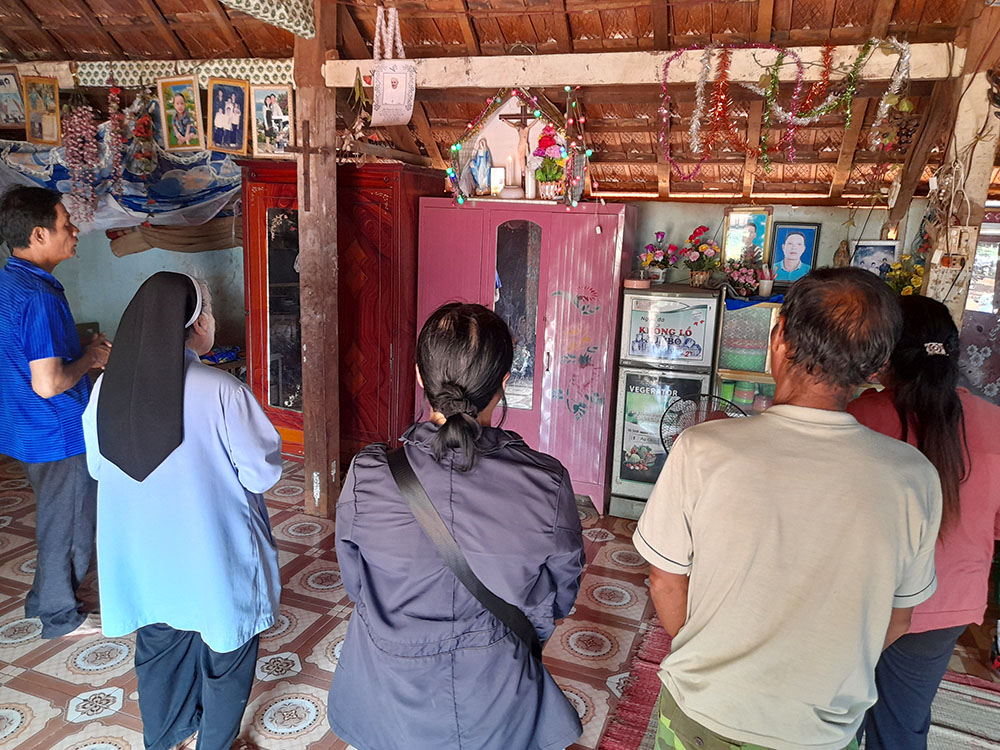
left=506, top=155, right=513, bottom=186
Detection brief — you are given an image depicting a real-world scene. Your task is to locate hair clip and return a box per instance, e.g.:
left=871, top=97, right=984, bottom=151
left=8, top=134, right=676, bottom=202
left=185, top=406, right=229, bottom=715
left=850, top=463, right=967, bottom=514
left=924, top=342, right=947, bottom=356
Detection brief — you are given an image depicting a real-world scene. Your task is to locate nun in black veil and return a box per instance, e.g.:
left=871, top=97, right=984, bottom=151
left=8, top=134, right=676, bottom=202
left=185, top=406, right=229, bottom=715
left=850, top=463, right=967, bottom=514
left=82, top=272, right=283, bottom=750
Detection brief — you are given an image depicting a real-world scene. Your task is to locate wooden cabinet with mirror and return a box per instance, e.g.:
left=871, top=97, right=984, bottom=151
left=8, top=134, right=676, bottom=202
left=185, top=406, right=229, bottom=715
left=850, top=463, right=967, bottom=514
left=240, top=160, right=444, bottom=467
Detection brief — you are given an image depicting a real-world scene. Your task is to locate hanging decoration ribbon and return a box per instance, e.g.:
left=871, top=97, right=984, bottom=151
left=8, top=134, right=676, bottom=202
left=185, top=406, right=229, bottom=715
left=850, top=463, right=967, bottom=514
left=659, top=39, right=912, bottom=180
left=369, top=7, right=416, bottom=128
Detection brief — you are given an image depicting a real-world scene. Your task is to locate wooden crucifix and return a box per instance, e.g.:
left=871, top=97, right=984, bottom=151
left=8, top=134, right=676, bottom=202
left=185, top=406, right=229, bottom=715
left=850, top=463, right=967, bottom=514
left=284, top=119, right=331, bottom=213
left=499, top=101, right=537, bottom=188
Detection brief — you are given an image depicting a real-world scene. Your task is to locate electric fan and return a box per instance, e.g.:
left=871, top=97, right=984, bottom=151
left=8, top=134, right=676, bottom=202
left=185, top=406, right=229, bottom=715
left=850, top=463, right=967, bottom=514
left=659, top=394, right=750, bottom=454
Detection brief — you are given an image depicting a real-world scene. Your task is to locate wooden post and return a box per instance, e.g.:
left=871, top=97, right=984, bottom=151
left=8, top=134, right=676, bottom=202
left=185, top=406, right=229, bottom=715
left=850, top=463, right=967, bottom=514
left=949, top=8, right=1000, bottom=228
left=294, top=1, right=340, bottom=518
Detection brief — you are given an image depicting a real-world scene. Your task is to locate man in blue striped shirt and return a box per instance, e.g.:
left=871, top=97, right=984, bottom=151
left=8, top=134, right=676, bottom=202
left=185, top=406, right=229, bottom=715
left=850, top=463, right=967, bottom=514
left=0, top=187, right=111, bottom=638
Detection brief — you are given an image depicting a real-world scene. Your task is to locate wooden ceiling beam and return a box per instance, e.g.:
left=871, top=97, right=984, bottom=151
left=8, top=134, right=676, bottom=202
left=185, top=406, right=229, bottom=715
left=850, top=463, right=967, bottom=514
left=324, top=45, right=962, bottom=88
left=135, top=0, right=189, bottom=58
left=411, top=103, right=448, bottom=169
left=414, top=80, right=936, bottom=103
left=870, top=0, right=897, bottom=38
left=742, top=0, right=774, bottom=197
left=0, top=29, right=24, bottom=62
left=549, top=0, right=574, bottom=54
left=829, top=98, right=870, bottom=198
left=887, top=78, right=959, bottom=221
left=5, top=0, right=70, bottom=59
left=337, top=4, right=370, bottom=61
left=652, top=0, right=670, bottom=50
left=199, top=0, right=251, bottom=57
left=456, top=0, right=481, bottom=56
left=64, top=0, right=126, bottom=58
left=825, top=0, right=907, bottom=199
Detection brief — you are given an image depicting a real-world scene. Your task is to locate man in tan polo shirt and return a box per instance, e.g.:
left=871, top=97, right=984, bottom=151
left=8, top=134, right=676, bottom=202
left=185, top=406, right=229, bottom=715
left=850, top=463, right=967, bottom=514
left=634, top=267, right=942, bottom=750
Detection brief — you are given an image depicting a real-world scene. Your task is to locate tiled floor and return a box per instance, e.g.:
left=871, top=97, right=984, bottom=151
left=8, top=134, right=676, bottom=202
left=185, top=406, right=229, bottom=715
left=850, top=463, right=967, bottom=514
left=0, top=456, right=996, bottom=750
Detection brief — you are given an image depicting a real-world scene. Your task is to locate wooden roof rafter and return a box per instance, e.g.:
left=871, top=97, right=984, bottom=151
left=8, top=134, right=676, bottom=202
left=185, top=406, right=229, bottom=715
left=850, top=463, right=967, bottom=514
left=198, top=0, right=252, bottom=57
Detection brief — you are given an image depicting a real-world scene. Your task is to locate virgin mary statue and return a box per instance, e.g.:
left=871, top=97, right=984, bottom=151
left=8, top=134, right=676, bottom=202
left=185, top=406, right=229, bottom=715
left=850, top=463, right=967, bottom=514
left=469, top=139, right=492, bottom=196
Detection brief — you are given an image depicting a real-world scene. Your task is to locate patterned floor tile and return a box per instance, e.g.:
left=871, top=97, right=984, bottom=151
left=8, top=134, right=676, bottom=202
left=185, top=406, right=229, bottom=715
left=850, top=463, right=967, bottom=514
left=0, top=530, right=33, bottom=559
left=285, top=560, right=346, bottom=605
left=259, top=604, right=325, bottom=654
left=0, top=547, right=36, bottom=587
left=273, top=514, right=335, bottom=548
left=31, top=634, right=136, bottom=688
left=304, top=620, right=348, bottom=676
left=555, top=675, right=612, bottom=749
left=0, top=452, right=995, bottom=750
left=0, top=610, right=49, bottom=663
left=242, top=680, right=330, bottom=748
left=577, top=572, right=649, bottom=622
left=589, top=541, right=650, bottom=575
left=45, top=718, right=146, bottom=750
left=547, top=618, right=639, bottom=673
left=0, top=685, right=61, bottom=747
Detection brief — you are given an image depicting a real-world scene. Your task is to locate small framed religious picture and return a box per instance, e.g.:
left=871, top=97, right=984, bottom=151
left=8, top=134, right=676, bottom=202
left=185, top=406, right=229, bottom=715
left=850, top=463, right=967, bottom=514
left=157, top=75, right=204, bottom=152
left=851, top=240, right=901, bottom=281
left=722, top=206, right=773, bottom=264
left=0, top=68, right=25, bottom=127
left=22, top=76, right=60, bottom=145
left=208, top=78, right=249, bottom=155
left=771, top=223, right=821, bottom=283
left=250, top=84, right=294, bottom=159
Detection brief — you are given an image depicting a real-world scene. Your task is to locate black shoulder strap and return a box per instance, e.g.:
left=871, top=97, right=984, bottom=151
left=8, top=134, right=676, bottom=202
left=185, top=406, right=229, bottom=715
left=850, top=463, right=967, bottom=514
left=386, top=447, right=543, bottom=661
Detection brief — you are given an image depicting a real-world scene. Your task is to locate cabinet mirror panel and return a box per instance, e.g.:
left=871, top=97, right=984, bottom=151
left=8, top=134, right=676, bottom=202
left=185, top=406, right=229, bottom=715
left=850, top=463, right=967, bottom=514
left=495, top=220, right=541, bottom=410
left=266, top=207, right=303, bottom=412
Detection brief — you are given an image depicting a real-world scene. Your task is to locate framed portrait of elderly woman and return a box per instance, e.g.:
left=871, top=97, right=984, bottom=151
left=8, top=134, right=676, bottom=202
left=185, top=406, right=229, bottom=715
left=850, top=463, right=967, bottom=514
left=722, top=206, right=773, bottom=264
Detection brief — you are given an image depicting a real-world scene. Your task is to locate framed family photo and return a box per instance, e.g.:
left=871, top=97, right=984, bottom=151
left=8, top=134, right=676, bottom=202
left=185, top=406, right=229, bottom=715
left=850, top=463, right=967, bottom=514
left=722, top=206, right=773, bottom=264
left=0, top=68, right=25, bottom=126
left=851, top=240, right=901, bottom=280
left=250, top=85, right=293, bottom=159
left=157, top=76, right=204, bottom=152
left=22, top=76, right=60, bottom=145
left=771, top=223, right=821, bottom=283
left=209, top=78, right=249, bottom=155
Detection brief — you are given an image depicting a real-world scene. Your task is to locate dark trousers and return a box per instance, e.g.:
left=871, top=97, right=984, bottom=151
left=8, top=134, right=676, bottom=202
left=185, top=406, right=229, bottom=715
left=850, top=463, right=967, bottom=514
left=135, top=624, right=259, bottom=750
left=21, top=453, right=97, bottom=638
left=858, top=625, right=967, bottom=750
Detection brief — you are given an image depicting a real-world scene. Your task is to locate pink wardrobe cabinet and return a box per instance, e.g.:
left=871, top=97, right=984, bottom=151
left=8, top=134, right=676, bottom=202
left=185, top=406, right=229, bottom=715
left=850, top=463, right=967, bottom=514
left=417, top=198, right=637, bottom=514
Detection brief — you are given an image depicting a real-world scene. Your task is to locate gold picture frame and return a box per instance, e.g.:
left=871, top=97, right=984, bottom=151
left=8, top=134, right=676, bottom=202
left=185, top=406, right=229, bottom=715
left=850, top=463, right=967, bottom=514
left=156, top=75, right=204, bottom=152
left=722, top=206, right=774, bottom=265
left=22, top=76, right=60, bottom=146
left=208, top=77, right=250, bottom=156
left=249, top=84, right=294, bottom=159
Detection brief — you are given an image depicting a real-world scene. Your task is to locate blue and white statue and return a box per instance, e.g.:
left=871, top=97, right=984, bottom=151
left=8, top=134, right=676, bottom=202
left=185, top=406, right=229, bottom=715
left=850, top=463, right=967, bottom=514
left=469, top=138, right=493, bottom=196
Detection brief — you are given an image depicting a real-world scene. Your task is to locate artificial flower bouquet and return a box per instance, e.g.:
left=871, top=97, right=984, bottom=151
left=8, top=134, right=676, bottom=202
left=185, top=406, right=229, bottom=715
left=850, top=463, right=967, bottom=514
left=639, top=231, right=677, bottom=270
left=723, top=248, right=761, bottom=297
left=885, top=253, right=925, bottom=296
left=678, top=225, right=722, bottom=272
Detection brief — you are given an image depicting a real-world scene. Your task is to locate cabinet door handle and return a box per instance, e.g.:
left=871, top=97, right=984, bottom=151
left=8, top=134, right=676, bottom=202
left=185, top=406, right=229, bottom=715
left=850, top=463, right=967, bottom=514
left=545, top=352, right=552, bottom=372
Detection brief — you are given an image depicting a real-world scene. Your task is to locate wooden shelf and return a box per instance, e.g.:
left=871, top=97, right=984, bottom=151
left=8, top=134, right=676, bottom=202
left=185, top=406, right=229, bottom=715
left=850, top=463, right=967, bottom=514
left=718, top=368, right=775, bottom=385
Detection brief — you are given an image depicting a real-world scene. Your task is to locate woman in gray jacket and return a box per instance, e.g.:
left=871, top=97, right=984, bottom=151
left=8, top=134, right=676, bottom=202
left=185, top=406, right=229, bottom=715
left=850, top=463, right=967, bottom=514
left=328, top=302, right=585, bottom=750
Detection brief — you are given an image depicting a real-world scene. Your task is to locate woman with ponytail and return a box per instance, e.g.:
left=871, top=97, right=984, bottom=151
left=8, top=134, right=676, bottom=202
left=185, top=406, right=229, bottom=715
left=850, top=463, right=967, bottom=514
left=327, top=303, right=585, bottom=750
left=849, top=295, right=1000, bottom=749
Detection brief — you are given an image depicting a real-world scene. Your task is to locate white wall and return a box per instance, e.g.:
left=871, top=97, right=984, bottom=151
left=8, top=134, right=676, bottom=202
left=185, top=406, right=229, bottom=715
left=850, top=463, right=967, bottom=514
left=57, top=230, right=246, bottom=346
left=628, top=199, right=929, bottom=281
